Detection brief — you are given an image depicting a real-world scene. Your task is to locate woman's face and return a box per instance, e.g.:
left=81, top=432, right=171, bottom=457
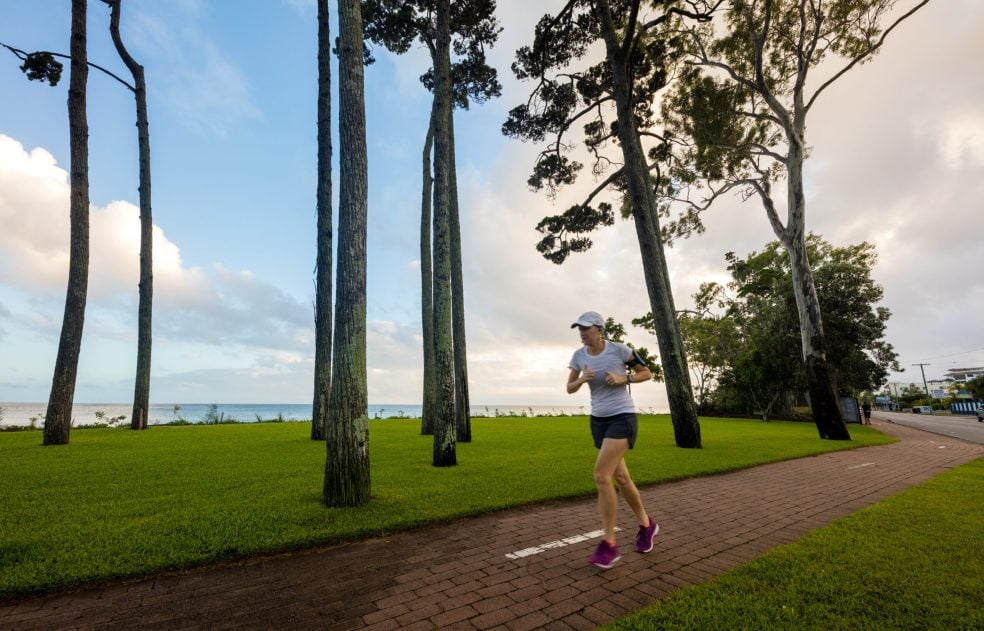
left=578, top=324, right=602, bottom=345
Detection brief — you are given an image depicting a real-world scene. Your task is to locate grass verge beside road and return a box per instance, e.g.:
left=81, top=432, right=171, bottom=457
left=0, top=416, right=891, bottom=599
left=606, top=456, right=984, bottom=630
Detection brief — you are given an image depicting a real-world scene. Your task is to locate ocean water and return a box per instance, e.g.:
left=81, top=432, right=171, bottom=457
left=0, top=402, right=599, bottom=427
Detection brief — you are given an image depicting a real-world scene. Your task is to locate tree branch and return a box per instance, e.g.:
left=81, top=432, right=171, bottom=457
left=738, top=106, right=784, bottom=127
left=638, top=0, right=721, bottom=34
left=743, top=2, right=795, bottom=138
left=580, top=166, right=626, bottom=209
left=1, top=40, right=134, bottom=91
left=805, top=0, right=930, bottom=113
left=622, top=0, right=642, bottom=59
left=749, top=179, right=787, bottom=239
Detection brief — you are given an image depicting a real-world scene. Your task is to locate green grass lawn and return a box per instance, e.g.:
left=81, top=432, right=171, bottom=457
left=0, top=415, right=892, bottom=599
left=606, top=456, right=984, bottom=630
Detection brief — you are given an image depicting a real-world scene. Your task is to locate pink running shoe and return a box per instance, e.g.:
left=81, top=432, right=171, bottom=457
left=635, top=516, right=659, bottom=553
left=589, top=540, right=620, bottom=569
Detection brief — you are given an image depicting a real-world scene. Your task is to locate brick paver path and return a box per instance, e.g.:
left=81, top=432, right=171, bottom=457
left=2, top=420, right=981, bottom=630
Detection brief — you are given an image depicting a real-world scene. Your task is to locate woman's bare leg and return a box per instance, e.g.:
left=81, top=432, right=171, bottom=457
left=594, top=438, right=629, bottom=543
left=613, top=458, right=649, bottom=526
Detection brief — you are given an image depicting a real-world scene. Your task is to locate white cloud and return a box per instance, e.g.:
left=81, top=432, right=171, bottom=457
left=0, top=134, right=316, bottom=400
left=0, top=137, right=70, bottom=289
left=940, top=110, right=984, bottom=169
left=127, top=5, right=262, bottom=136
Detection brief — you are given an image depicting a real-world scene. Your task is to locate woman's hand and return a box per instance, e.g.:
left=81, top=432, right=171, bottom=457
left=580, top=367, right=596, bottom=384
left=603, top=371, right=626, bottom=386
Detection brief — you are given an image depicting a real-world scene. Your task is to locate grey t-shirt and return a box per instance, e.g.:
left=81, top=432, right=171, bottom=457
left=569, top=340, right=638, bottom=417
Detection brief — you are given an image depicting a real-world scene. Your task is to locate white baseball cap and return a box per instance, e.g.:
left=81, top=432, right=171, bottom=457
left=570, top=311, right=604, bottom=329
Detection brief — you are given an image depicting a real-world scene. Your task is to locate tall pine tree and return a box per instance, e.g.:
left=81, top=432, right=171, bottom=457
left=105, top=0, right=154, bottom=431
left=312, top=0, right=334, bottom=441
left=325, top=0, right=371, bottom=504
left=363, top=0, right=501, bottom=447
left=45, top=0, right=91, bottom=446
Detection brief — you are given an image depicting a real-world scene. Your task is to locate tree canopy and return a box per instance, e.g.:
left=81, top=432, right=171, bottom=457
left=503, top=0, right=720, bottom=263
left=362, top=0, right=502, bottom=107
left=676, top=235, right=901, bottom=419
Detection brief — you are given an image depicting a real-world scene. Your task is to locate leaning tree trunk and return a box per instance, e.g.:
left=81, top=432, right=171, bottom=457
left=312, top=0, right=333, bottom=441
left=598, top=0, right=701, bottom=448
left=107, top=0, right=152, bottom=431
left=431, top=0, right=457, bottom=467
left=324, top=0, right=370, bottom=505
left=45, top=0, right=89, bottom=446
left=448, top=114, right=471, bottom=443
left=419, top=102, right=437, bottom=436
left=784, top=233, right=849, bottom=439
left=780, top=146, right=850, bottom=440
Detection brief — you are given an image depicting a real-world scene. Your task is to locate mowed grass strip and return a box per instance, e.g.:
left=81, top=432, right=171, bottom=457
left=605, top=457, right=984, bottom=631
left=0, top=416, right=892, bottom=598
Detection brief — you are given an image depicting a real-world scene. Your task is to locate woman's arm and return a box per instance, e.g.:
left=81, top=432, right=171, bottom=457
left=628, top=364, right=652, bottom=384
left=603, top=362, right=652, bottom=386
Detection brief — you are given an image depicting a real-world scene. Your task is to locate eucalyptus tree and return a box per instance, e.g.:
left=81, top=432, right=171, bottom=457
left=324, top=0, right=371, bottom=504
left=363, top=0, right=502, bottom=446
left=679, top=237, right=900, bottom=419
left=504, top=0, right=720, bottom=448
left=43, top=0, right=91, bottom=446
left=312, top=0, right=334, bottom=441
left=663, top=0, right=929, bottom=439
left=105, top=0, right=153, bottom=430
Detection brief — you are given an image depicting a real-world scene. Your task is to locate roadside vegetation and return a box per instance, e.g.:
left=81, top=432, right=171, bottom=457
left=606, top=457, right=984, bottom=630
left=0, top=415, right=891, bottom=599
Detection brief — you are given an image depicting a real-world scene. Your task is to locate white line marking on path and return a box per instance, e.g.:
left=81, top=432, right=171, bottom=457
left=506, top=527, right=622, bottom=560
left=848, top=462, right=876, bottom=470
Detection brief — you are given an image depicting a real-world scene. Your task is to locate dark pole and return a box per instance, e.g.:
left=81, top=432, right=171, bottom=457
left=913, top=363, right=932, bottom=413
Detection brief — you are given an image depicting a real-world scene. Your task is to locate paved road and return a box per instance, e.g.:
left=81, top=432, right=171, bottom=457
left=873, top=409, right=984, bottom=444
left=2, top=421, right=981, bottom=630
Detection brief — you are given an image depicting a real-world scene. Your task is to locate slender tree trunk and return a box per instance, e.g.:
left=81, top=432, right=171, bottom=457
left=780, top=146, right=850, bottom=440
left=448, top=114, right=471, bottom=443
left=107, top=0, right=152, bottom=431
left=324, top=0, right=370, bottom=505
left=44, top=0, right=89, bottom=446
left=431, top=0, right=457, bottom=467
left=597, top=0, right=701, bottom=448
left=420, top=101, right=437, bottom=436
left=312, top=0, right=333, bottom=441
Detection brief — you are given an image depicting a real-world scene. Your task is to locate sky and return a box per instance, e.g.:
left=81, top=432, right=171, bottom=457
left=1, top=0, right=982, bottom=410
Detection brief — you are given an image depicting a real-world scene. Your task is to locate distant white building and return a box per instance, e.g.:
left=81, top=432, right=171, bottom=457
left=942, top=367, right=984, bottom=383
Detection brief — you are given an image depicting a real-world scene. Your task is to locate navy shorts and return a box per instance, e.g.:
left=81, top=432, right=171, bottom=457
left=590, top=412, right=638, bottom=449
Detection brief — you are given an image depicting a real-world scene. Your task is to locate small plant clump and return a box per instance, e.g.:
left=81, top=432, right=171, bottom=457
left=76, top=411, right=127, bottom=430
